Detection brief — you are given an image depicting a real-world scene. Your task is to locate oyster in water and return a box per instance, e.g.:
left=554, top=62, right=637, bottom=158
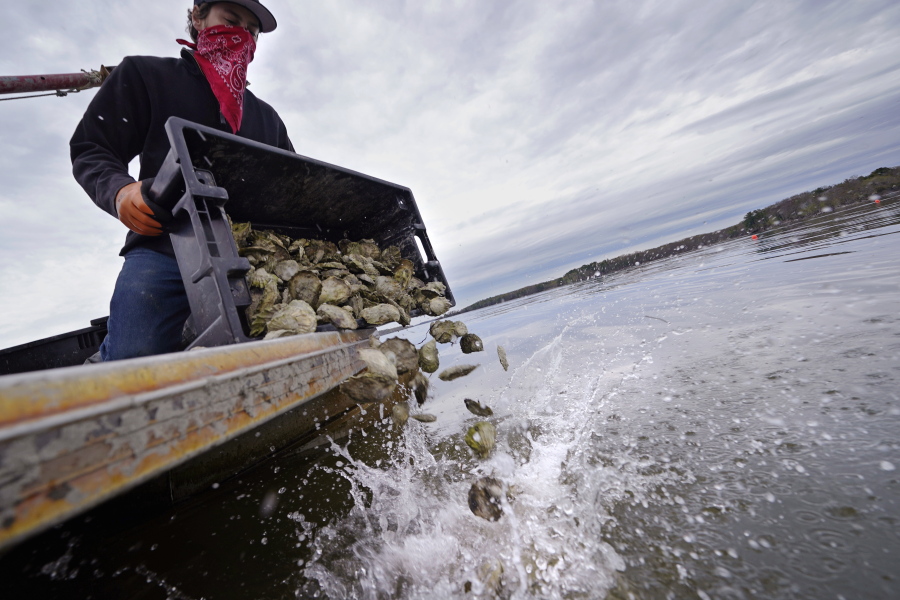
left=465, top=421, right=496, bottom=458
left=391, top=403, right=410, bottom=426
left=468, top=477, right=506, bottom=521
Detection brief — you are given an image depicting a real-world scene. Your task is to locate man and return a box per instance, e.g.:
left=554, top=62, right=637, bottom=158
left=71, top=0, right=292, bottom=361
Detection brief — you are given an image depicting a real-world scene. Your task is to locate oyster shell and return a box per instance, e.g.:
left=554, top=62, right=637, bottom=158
left=339, top=348, right=398, bottom=404
left=248, top=267, right=280, bottom=289
left=317, top=304, right=358, bottom=330
left=318, top=276, right=352, bottom=307
left=460, top=333, right=484, bottom=354
left=273, top=260, right=302, bottom=281
left=497, top=345, right=509, bottom=371
left=438, top=364, right=479, bottom=381
left=411, top=413, right=437, bottom=422
left=418, top=339, right=439, bottom=373
left=266, top=300, right=317, bottom=335
left=361, top=303, right=401, bottom=326
left=374, top=276, right=404, bottom=301
left=464, top=399, right=493, bottom=417
left=468, top=477, right=506, bottom=521
left=231, top=221, right=252, bottom=247
left=263, top=329, right=292, bottom=340
left=465, top=421, right=496, bottom=458
left=288, top=271, right=322, bottom=307
left=233, top=225, right=453, bottom=332
left=394, top=259, right=415, bottom=288
left=358, top=348, right=398, bottom=380
left=419, top=281, right=446, bottom=298
left=421, top=296, right=452, bottom=316
left=378, top=337, right=419, bottom=375
left=429, top=320, right=457, bottom=344
left=247, top=278, right=280, bottom=336
left=380, top=246, right=402, bottom=269
left=391, top=403, right=409, bottom=426
left=412, top=371, right=429, bottom=405
left=344, top=294, right=365, bottom=318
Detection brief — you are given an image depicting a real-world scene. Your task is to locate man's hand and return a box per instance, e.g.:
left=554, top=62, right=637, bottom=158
left=115, top=181, right=162, bottom=236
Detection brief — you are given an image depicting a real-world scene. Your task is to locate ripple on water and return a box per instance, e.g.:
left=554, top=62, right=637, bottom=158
left=807, top=527, right=856, bottom=554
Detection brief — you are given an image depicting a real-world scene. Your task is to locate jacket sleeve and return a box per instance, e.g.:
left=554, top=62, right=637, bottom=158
left=70, top=57, right=152, bottom=218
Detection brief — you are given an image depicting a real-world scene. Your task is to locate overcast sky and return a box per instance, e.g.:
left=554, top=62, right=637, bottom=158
left=1, top=0, right=899, bottom=348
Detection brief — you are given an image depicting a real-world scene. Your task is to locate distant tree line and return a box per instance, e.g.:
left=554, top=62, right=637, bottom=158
left=459, top=166, right=898, bottom=313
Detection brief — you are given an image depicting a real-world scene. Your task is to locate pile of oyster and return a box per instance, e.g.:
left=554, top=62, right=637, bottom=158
left=231, top=223, right=452, bottom=338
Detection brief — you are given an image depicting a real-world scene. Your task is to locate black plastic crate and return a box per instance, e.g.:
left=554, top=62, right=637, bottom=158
left=0, top=317, right=108, bottom=376
left=146, top=117, right=453, bottom=349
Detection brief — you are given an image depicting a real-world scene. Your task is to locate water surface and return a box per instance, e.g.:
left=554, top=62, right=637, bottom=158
left=3, top=197, right=899, bottom=599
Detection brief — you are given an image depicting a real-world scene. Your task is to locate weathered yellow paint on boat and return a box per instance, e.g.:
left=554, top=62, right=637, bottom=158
left=0, top=330, right=368, bottom=426
left=0, top=329, right=373, bottom=551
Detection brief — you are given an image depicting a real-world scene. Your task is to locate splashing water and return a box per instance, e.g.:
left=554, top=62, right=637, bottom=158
left=3, top=196, right=898, bottom=599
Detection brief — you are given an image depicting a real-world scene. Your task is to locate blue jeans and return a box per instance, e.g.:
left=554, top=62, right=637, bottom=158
left=100, top=248, right=192, bottom=361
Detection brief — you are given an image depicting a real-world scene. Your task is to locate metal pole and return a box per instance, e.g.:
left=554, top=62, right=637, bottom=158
left=0, top=66, right=113, bottom=98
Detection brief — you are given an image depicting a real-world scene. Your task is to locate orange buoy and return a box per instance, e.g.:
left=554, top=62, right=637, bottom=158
left=751, top=234, right=758, bottom=240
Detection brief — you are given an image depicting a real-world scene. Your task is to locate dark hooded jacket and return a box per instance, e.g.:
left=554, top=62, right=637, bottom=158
left=71, top=48, right=293, bottom=256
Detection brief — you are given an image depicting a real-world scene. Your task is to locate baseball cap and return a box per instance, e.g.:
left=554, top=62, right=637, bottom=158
left=195, top=0, right=277, bottom=33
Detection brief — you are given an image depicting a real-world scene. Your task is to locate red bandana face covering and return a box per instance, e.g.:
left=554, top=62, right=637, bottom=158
left=178, top=26, right=256, bottom=134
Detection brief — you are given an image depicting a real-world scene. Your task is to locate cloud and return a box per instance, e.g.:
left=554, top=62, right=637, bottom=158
left=1, top=0, right=899, bottom=346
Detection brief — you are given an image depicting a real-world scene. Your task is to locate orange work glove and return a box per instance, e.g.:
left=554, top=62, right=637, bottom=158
left=115, top=181, right=162, bottom=236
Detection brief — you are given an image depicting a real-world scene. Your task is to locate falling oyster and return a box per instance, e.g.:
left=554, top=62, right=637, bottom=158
left=438, top=364, right=479, bottom=381
left=391, top=403, right=409, bottom=426
left=412, top=371, right=429, bottom=405
left=465, top=421, right=496, bottom=458
left=460, top=333, right=484, bottom=354
left=340, top=348, right=398, bottom=404
left=357, top=348, right=398, bottom=380
left=422, top=296, right=452, bottom=317
left=477, top=559, right=504, bottom=597
left=464, top=399, right=493, bottom=417
left=497, top=345, right=509, bottom=371
left=361, top=303, right=402, bottom=326
left=418, top=339, right=439, bottom=373
left=316, top=304, right=358, bottom=330
left=378, top=338, right=419, bottom=375
left=468, top=477, right=506, bottom=521
left=266, top=300, right=317, bottom=335
left=429, top=320, right=457, bottom=344
left=411, top=413, right=437, bottom=422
